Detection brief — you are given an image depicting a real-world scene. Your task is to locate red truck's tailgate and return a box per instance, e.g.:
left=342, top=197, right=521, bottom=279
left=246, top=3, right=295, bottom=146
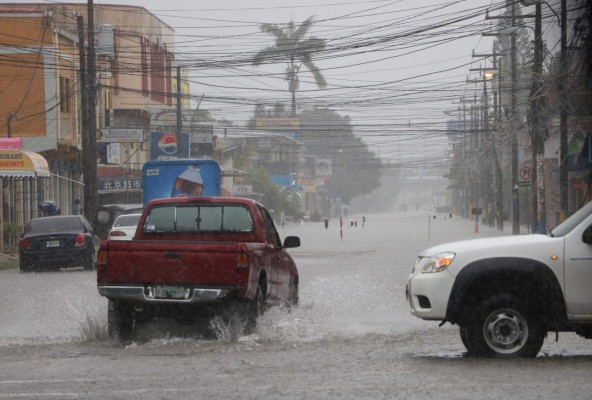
left=102, top=240, right=240, bottom=285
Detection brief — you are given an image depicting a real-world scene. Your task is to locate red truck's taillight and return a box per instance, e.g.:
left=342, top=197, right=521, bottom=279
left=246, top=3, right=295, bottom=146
left=236, top=252, right=249, bottom=269
left=96, top=250, right=108, bottom=266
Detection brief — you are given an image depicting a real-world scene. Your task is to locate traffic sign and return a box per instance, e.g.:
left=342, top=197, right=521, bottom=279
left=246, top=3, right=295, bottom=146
left=233, top=184, right=253, bottom=195
left=519, top=166, right=532, bottom=181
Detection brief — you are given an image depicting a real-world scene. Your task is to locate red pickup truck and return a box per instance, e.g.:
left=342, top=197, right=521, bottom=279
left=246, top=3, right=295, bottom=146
left=96, top=196, right=300, bottom=340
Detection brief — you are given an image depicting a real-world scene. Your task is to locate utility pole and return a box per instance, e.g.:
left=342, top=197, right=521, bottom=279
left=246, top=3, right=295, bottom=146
left=559, top=0, right=568, bottom=221
left=482, top=74, right=492, bottom=227
left=474, top=48, right=505, bottom=232
left=510, top=1, right=520, bottom=234
left=453, top=96, right=479, bottom=218
left=176, top=65, right=183, bottom=158
left=495, top=55, right=504, bottom=231
left=528, top=2, right=546, bottom=233
left=84, top=0, right=98, bottom=224
left=77, top=15, right=88, bottom=175
left=485, top=2, right=527, bottom=234
left=6, top=112, right=15, bottom=138
left=468, top=69, right=495, bottom=227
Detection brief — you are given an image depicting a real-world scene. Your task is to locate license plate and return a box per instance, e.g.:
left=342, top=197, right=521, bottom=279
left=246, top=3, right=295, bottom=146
left=46, top=240, right=60, bottom=248
left=154, top=286, right=188, bottom=299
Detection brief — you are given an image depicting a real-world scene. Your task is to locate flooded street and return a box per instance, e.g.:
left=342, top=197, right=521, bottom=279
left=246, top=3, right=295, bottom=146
left=1, top=212, right=591, bottom=399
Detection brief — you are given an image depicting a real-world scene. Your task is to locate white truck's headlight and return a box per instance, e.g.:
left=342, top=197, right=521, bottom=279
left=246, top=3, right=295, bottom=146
left=421, top=252, right=455, bottom=273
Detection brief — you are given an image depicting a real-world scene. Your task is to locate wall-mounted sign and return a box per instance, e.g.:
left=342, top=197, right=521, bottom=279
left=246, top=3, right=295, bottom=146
left=98, top=175, right=142, bottom=192
left=98, top=128, right=144, bottom=143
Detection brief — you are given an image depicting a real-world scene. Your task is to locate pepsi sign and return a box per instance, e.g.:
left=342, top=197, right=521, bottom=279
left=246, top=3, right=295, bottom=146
left=150, top=132, right=190, bottom=160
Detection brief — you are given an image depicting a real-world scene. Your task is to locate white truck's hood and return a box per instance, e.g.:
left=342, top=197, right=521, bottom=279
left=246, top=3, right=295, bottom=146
left=418, top=234, right=551, bottom=257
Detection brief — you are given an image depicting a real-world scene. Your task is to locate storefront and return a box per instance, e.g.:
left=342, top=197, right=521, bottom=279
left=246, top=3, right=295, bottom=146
left=0, top=149, right=50, bottom=253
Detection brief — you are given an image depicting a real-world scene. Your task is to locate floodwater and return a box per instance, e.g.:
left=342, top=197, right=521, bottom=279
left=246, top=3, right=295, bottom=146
left=1, top=211, right=591, bottom=399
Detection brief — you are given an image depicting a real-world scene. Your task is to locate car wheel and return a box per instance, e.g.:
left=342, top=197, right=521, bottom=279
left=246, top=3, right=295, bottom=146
left=459, top=327, right=472, bottom=355
left=82, top=253, right=94, bottom=271
left=244, top=284, right=264, bottom=334
left=465, top=294, right=545, bottom=358
left=107, top=299, right=134, bottom=341
left=19, top=262, right=34, bottom=273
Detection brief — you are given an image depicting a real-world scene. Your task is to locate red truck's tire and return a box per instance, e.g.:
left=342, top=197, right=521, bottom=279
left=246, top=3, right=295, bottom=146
left=289, top=281, right=299, bottom=307
left=244, top=285, right=264, bottom=334
left=108, top=299, right=134, bottom=341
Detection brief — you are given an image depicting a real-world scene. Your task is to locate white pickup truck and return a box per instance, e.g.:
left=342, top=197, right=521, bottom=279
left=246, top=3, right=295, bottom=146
left=406, top=201, right=592, bottom=357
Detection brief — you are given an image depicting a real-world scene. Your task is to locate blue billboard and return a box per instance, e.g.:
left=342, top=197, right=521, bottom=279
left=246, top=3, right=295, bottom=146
left=142, top=159, right=221, bottom=205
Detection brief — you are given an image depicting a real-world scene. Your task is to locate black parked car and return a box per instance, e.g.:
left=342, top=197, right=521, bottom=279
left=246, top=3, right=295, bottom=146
left=19, top=215, right=101, bottom=272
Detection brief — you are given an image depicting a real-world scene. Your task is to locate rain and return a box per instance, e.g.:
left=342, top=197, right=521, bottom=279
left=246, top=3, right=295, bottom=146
left=0, top=0, right=591, bottom=398
left=2, top=213, right=592, bottom=398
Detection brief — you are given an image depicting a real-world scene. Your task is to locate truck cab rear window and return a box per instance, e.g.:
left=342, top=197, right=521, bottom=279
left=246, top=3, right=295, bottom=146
left=143, top=205, right=253, bottom=233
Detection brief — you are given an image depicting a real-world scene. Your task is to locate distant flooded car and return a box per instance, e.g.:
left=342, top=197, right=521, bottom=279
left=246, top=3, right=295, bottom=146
left=108, top=213, right=142, bottom=241
left=19, top=215, right=100, bottom=272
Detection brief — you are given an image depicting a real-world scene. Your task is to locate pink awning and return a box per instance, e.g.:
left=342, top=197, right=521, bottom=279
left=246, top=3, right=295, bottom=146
left=0, top=138, right=22, bottom=150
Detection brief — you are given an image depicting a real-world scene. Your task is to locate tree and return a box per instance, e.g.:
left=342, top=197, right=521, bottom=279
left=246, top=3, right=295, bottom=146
left=298, top=107, right=382, bottom=203
left=244, top=166, right=299, bottom=216
left=252, top=17, right=327, bottom=115
left=244, top=105, right=382, bottom=206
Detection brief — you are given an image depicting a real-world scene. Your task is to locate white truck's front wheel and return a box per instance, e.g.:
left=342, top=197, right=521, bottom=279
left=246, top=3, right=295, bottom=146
left=465, top=294, right=545, bottom=358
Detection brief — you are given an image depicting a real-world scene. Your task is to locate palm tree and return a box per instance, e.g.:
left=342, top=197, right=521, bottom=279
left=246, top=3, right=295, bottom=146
left=252, top=17, right=327, bottom=115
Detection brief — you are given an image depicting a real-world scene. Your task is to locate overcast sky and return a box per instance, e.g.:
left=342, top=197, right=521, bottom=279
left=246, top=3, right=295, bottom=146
left=1, top=0, right=565, bottom=170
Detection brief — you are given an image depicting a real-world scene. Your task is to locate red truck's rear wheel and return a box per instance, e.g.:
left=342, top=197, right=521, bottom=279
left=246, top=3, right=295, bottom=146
left=244, top=285, right=264, bottom=334
left=108, top=299, right=134, bottom=341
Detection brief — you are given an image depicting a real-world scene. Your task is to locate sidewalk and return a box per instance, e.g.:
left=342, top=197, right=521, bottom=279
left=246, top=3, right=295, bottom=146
left=0, top=251, right=17, bottom=263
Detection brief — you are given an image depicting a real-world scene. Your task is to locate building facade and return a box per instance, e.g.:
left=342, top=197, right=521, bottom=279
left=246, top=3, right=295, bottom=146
left=0, top=3, right=179, bottom=247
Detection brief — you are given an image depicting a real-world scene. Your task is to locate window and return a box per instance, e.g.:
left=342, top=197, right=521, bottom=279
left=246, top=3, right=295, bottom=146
left=28, top=217, right=82, bottom=233
left=143, top=204, right=253, bottom=233
left=59, top=76, right=71, bottom=113
left=150, top=43, right=166, bottom=103
left=258, top=206, right=282, bottom=247
left=144, top=206, right=175, bottom=232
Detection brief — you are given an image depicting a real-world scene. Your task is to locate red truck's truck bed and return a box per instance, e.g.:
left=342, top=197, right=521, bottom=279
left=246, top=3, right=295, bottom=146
left=96, top=196, right=300, bottom=340
left=99, top=240, right=245, bottom=286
